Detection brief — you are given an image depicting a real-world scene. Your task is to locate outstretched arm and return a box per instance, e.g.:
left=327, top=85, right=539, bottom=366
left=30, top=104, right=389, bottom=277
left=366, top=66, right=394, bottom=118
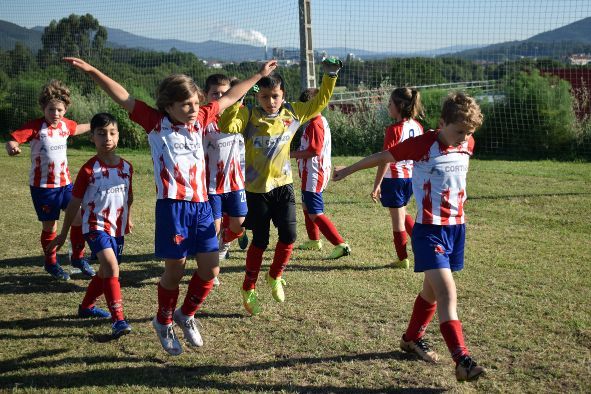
left=333, top=150, right=395, bottom=181
left=64, top=57, right=136, bottom=113
left=5, top=141, right=21, bottom=156
left=217, top=60, right=278, bottom=112
left=74, top=123, right=91, bottom=136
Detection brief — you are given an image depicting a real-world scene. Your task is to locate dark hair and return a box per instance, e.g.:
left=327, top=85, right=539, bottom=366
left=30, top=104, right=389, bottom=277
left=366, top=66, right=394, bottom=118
left=39, top=79, right=71, bottom=109
left=440, top=92, right=483, bottom=129
left=256, top=74, right=285, bottom=92
left=90, top=112, right=118, bottom=132
left=155, top=74, right=204, bottom=113
left=204, top=74, right=231, bottom=94
left=299, top=88, right=319, bottom=103
left=390, top=87, right=424, bottom=119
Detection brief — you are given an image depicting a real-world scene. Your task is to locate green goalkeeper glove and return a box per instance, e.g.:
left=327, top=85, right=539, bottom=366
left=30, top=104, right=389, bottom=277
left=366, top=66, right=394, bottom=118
left=322, top=57, right=343, bottom=77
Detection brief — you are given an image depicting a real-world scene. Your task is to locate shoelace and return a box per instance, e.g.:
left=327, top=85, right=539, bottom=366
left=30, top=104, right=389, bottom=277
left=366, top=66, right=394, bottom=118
left=415, top=338, right=433, bottom=352
left=458, top=355, right=476, bottom=369
left=163, top=324, right=178, bottom=340
left=245, top=291, right=258, bottom=303
left=184, top=317, right=202, bottom=330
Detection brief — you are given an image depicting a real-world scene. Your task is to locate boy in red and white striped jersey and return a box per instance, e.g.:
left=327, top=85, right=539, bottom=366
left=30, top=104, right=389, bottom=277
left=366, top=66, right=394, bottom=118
left=292, top=88, right=350, bottom=259
left=5, top=80, right=93, bottom=281
left=334, top=92, right=486, bottom=382
left=47, top=113, right=133, bottom=338
left=66, top=56, right=276, bottom=355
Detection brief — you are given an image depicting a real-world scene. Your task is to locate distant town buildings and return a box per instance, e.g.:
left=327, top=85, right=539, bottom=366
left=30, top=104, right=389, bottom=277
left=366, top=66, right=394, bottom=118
left=568, top=54, right=591, bottom=65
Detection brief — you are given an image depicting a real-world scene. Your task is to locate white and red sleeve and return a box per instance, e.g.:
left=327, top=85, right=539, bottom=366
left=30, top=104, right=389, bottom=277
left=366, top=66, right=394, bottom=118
left=10, top=118, right=44, bottom=143
left=129, top=100, right=163, bottom=133
left=198, top=101, right=220, bottom=129
left=72, top=162, right=93, bottom=199
left=389, top=130, right=439, bottom=162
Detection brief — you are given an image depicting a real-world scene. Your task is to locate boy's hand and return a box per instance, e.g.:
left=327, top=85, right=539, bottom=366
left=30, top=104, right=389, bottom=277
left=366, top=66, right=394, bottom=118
left=322, top=57, right=343, bottom=76
left=371, top=186, right=381, bottom=203
left=45, top=234, right=66, bottom=253
left=332, top=165, right=348, bottom=181
left=5, top=141, right=21, bottom=156
left=259, top=60, right=278, bottom=78
left=128, top=217, right=134, bottom=233
left=63, top=57, right=94, bottom=72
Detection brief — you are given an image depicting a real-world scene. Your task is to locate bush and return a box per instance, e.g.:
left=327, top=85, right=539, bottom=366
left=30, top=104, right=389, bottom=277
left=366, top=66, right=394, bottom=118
left=479, top=69, right=579, bottom=159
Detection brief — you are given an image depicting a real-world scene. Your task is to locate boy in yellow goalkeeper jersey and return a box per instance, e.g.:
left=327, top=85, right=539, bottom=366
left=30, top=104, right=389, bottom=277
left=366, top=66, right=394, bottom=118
left=219, top=58, right=342, bottom=315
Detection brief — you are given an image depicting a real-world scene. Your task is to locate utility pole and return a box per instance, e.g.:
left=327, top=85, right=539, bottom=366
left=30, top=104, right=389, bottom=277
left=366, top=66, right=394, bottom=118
left=299, top=0, right=316, bottom=89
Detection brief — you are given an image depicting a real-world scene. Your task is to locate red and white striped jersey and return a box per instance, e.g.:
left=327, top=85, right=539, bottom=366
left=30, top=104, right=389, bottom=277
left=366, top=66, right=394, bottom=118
left=72, top=156, right=133, bottom=237
left=383, top=118, right=423, bottom=179
left=11, top=117, right=77, bottom=188
left=204, top=120, right=246, bottom=194
left=389, top=130, right=474, bottom=225
left=297, top=115, right=332, bottom=192
left=129, top=100, right=219, bottom=202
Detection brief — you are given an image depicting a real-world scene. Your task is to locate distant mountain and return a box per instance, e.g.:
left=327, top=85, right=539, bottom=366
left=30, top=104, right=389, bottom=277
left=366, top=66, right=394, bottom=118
left=527, top=17, right=591, bottom=43
left=2, top=16, right=590, bottom=62
left=452, top=16, right=591, bottom=60
left=0, top=20, right=42, bottom=52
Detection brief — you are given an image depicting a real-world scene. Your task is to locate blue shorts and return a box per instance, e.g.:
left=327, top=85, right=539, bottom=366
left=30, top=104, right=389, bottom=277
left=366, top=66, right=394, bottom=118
left=301, top=190, right=325, bottom=214
left=380, top=178, right=413, bottom=208
left=155, top=199, right=218, bottom=259
left=84, top=230, right=125, bottom=264
left=208, top=190, right=248, bottom=220
left=30, top=184, right=73, bottom=221
left=411, top=223, right=465, bottom=272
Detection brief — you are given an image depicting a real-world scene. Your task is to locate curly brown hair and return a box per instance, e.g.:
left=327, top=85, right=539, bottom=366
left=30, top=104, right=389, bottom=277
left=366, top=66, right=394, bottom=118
left=38, top=80, right=72, bottom=109
left=440, top=92, right=483, bottom=129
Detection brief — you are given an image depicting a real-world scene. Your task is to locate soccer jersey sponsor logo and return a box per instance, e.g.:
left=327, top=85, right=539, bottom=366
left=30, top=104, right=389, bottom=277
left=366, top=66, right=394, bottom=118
left=252, top=134, right=291, bottom=149
left=172, top=142, right=201, bottom=151
left=49, top=144, right=67, bottom=151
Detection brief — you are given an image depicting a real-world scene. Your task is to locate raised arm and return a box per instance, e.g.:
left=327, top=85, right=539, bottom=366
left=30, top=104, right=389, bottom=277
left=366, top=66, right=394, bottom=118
left=217, top=60, right=278, bottom=112
left=332, top=150, right=395, bottom=182
left=64, top=57, right=136, bottom=113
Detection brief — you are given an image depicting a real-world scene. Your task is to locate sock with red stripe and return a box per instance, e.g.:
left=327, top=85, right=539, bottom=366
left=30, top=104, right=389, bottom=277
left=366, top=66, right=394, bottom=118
left=81, top=276, right=104, bottom=309
left=405, top=214, right=415, bottom=237
left=70, top=225, right=86, bottom=260
left=393, top=230, right=408, bottom=261
left=180, top=273, right=214, bottom=316
left=313, top=214, right=344, bottom=246
left=103, top=276, right=124, bottom=322
left=303, top=210, right=320, bottom=240
left=243, top=244, right=265, bottom=290
left=156, top=283, right=179, bottom=325
left=404, top=294, right=437, bottom=341
left=40, top=230, right=57, bottom=266
left=222, top=227, right=244, bottom=243
left=268, top=241, right=294, bottom=279
left=440, top=320, right=470, bottom=363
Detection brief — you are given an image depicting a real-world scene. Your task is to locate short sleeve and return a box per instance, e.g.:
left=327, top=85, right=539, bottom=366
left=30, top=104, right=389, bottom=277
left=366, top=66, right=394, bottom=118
left=389, top=130, right=439, bottom=162
left=10, top=118, right=44, bottom=143
left=383, top=123, right=403, bottom=150
left=129, top=100, right=163, bottom=133
left=72, top=163, right=93, bottom=199
left=63, top=118, right=78, bottom=135
left=305, top=117, right=324, bottom=156
left=198, top=101, right=220, bottom=129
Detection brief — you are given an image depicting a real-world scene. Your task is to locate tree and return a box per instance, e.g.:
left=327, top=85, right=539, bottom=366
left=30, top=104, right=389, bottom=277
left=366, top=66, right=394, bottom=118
left=38, top=14, right=107, bottom=65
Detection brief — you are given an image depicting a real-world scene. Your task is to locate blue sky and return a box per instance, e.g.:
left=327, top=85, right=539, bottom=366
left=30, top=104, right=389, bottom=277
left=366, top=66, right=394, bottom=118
left=1, top=0, right=589, bottom=52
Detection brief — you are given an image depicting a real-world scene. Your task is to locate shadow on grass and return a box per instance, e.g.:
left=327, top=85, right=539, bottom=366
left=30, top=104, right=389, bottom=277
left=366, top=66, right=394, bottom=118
left=0, top=316, right=150, bottom=331
left=0, top=272, right=87, bottom=294
left=0, top=349, right=446, bottom=393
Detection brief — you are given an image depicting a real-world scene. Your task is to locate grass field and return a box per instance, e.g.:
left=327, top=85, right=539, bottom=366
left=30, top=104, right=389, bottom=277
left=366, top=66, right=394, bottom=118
left=0, top=147, right=590, bottom=393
